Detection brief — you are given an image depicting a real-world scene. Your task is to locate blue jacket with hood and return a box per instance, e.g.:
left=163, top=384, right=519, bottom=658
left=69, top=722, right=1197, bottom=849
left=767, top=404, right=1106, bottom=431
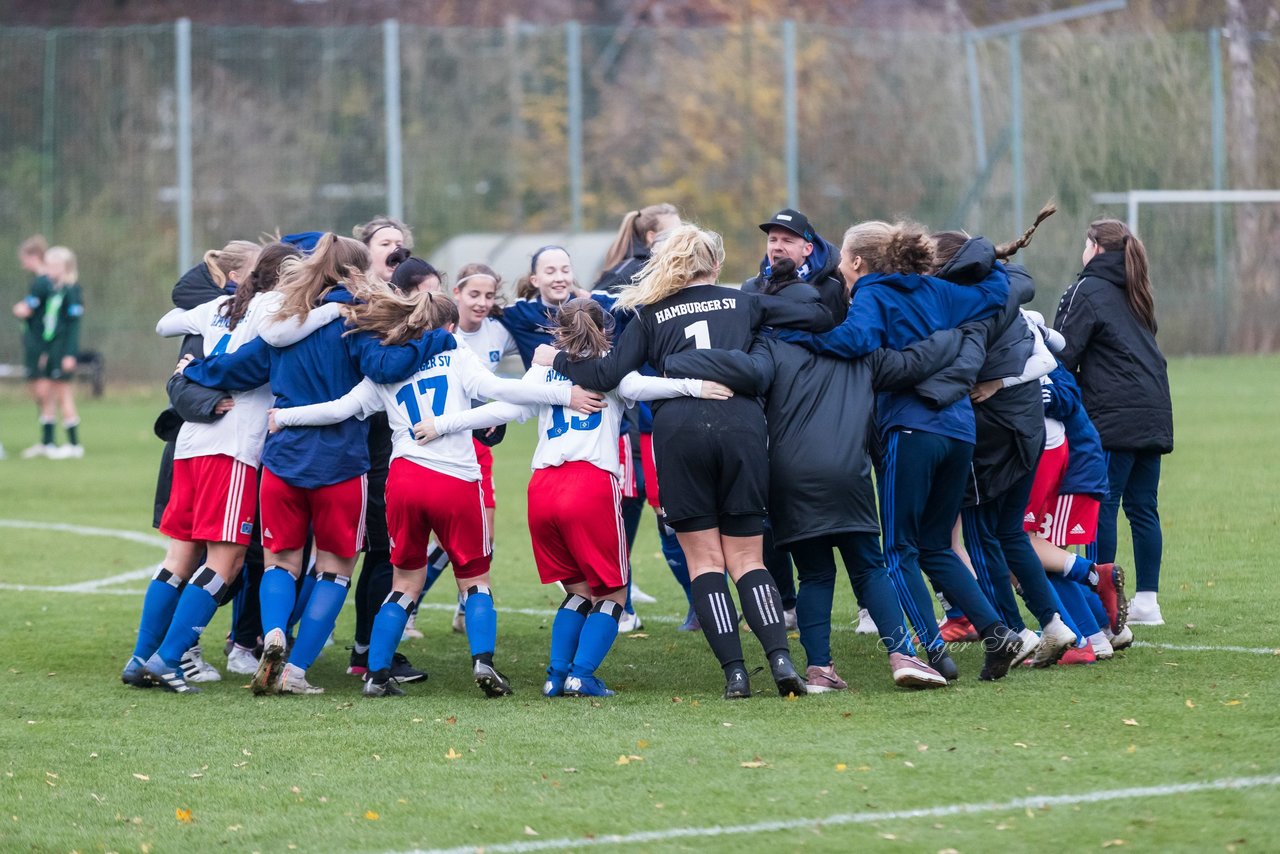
left=778, top=268, right=1008, bottom=443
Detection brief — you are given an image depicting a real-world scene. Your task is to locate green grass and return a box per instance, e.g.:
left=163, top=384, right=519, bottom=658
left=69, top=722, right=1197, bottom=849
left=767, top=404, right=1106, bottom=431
left=0, top=356, right=1277, bottom=854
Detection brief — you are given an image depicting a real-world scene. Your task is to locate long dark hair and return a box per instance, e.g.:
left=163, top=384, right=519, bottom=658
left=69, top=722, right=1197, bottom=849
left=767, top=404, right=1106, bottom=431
left=1088, top=218, right=1156, bottom=334
left=219, top=242, right=300, bottom=330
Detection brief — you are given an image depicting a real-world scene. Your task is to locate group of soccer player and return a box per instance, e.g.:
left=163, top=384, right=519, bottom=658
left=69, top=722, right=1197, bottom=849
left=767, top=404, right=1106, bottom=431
left=116, top=199, right=1173, bottom=701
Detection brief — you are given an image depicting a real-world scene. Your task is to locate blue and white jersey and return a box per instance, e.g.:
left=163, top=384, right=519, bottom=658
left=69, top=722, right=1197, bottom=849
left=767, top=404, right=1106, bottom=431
left=272, top=347, right=575, bottom=482
left=456, top=318, right=518, bottom=375
left=156, top=293, right=277, bottom=467
left=432, top=367, right=702, bottom=477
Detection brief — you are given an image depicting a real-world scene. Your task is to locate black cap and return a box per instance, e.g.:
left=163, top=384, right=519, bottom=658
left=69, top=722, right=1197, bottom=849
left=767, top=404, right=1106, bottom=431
left=758, top=209, right=813, bottom=241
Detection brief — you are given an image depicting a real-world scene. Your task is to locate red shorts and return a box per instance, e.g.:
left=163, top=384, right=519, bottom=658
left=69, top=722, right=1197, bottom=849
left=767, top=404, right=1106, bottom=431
left=1024, top=441, right=1069, bottom=533
left=618, top=433, right=638, bottom=499
left=386, top=458, right=491, bottom=576
left=259, top=467, right=367, bottom=559
left=640, top=432, right=660, bottom=509
left=1036, top=494, right=1101, bottom=546
left=473, top=439, right=496, bottom=509
left=160, top=455, right=257, bottom=546
left=528, top=461, right=628, bottom=596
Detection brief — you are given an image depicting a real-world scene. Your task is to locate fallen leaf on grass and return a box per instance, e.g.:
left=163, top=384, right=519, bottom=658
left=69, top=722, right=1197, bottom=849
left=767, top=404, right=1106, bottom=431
left=1101, top=839, right=1126, bottom=848
left=446, top=716, right=457, bottom=725
left=175, top=808, right=193, bottom=824
left=132, top=774, right=150, bottom=782
left=1185, top=699, right=1196, bottom=709
left=917, top=744, right=929, bottom=752
left=1224, top=700, right=1242, bottom=706
left=835, top=764, right=847, bottom=772
left=740, top=757, right=769, bottom=768
left=636, top=739, right=649, bottom=749
left=365, top=811, right=380, bottom=820
left=627, top=632, right=649, bottom=639
left=1123, top=719, right=1140, bottom=726
left=523, top=826, right=538, bottom=836
left=227, top=824, right=242, bottom=831
left=1126, top=745, right=1137, bottom=754
left=189, top=773, right=203, bottom=779
left=1013, top=742, right=1028, bottom=749
left=616, top=756, right=631, bottom=766
left=241, top=749, right=252, bottom=756
left=445, top=748, right=462, bottom=760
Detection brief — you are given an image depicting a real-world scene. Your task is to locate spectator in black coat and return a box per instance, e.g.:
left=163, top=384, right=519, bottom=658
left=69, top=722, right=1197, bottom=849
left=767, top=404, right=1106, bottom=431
left=1054, top=219, right=1172, bottom=626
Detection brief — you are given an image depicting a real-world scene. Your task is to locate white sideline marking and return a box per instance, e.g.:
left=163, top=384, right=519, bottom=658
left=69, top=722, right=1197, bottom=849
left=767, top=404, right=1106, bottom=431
left=1132, top=640, right=1280, bottom=656
left=397, top=774, right=1280, bottom=854
left=0, top=519, right=168, bottom=549
left=0, top=519, right=165, bottom=594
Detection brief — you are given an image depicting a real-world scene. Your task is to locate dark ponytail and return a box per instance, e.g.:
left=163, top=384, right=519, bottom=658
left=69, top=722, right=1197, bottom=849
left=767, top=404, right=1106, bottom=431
left=219, top=242, right=301, bottom=330
left=552, top=297, right=613, bottom=360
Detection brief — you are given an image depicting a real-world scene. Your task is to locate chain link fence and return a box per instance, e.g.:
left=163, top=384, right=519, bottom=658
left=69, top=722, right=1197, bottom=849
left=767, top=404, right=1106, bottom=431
left=2, top=21, right=1276, bottom=381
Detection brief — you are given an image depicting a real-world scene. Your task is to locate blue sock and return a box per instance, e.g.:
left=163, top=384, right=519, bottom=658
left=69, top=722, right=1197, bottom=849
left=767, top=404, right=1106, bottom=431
left=288, top=575, right=350, bottom=671
left=1050, top=574, right=1101, bottom=639
left=369, top=592, right=414, bottom=673
left=570, top=601, right=622, bottom=679
left=157, top=567, right=225, bottom=667
left=1086, top=587, right=1109, bottom=629
left=289, top=571, right=317, bottom=634
left=624, top=577, right=635, bottom=615
left=463, top=585, right=497, bottom=659
left=659, top=523, right=693, bottom=604
left=131, top=568, right=185, bottom=660
left=259, top=566, right=298, bottom=636
left=421, top=543, right=449, bottom=596
left=549, top=593, right=591, bottom=677
left=1065, top=554, right=1096, bottom=585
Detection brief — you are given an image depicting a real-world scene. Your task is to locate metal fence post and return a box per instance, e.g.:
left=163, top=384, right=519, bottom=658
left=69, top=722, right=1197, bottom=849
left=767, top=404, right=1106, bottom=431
left=964, top=33, right=987, bottom=173
left=41, top=29, right=57, bottom=240
left=1008, top=32, right=1023, bottom=234
left=1210, top=27, right=1227, bottom=352
left=176, top=18, right=193, bottom=274
left=783, top=19, right=798, bottom=209
left=567, top=20, right=583, bottom=233
left=383, top=19, right=404, bottom=222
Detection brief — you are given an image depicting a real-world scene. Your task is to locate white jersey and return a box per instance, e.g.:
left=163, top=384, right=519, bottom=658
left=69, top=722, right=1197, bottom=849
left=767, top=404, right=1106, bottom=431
left=157, top=293, right=278, bottom=467
left=456, top=319, right=518, bottom=375
left=433, top=367, right=703, bottom=477
left=273, top=346, right=574, bottom=481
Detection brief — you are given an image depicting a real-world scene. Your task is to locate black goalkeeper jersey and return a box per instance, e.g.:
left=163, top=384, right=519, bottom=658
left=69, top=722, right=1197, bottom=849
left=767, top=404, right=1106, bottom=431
left=552, top=283, right=833, bottom=414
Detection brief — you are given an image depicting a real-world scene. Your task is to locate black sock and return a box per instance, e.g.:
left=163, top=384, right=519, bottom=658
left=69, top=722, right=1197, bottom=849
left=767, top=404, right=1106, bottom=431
left=64, top=420, right=79, bottom=446
left=735, top=568, right=790, bottom=658
left=472, top=651, right=494, bottom=667
left=41, top=420, right=54, bottom=446
left=691, top=573, right=745, bottom=672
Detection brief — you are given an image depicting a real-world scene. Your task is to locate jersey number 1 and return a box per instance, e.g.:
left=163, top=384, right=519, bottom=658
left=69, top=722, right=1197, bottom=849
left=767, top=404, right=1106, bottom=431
left=684, top=319, right=710, bottom=350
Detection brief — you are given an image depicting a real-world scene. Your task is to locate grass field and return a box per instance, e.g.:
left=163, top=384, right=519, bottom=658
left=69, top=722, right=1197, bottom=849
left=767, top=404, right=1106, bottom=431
left=1, top=356, right=1277, bottom=854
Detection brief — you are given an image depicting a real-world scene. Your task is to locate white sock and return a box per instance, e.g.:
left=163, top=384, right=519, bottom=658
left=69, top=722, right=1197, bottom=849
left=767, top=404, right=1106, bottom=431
left=1132, top=591, right=1159, bottom=609
left=1063, top=553, right=1077, bottom=573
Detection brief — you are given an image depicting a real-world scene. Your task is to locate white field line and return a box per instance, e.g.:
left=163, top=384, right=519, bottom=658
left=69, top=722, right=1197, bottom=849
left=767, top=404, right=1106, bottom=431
left=1132, top=640, right=1280, bottom=656
left=396, top=774, right=1280, bottom=854
left=0, top=518, right=164, bottom=593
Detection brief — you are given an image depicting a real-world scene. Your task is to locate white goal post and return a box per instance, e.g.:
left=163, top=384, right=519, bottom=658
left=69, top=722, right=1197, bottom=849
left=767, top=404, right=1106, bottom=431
left=1091, top=190, right=1280, bottom=234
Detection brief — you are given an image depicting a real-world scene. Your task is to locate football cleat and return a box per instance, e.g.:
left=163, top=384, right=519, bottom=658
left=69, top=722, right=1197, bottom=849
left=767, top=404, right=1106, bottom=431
left=473, top=661, right=514, bottom=697
left=769, top=652, right=808, bottom=697
left=723, top=666, right=752, bottom=700
left=252, top=628, right=287, bottom=695
left=181, top=645, right=222, bottom=683
left=278, top=663, right=324, bottom=695
left=564, top=675, right=616, bottom=697
left=362, top=669, right=405, bottom=697
left=142, top=653, right=200, bottom=693
left=121, top=655, right=152, bottom=688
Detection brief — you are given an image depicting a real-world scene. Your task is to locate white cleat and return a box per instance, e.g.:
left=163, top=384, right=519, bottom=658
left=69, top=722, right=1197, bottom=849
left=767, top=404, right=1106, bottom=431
left=225, top=644, right=260, bottom=676
left=618, top=610, right=643, bottom=633
left=1030, top=614, right=1076, bottom=667
left=853, top=608, right=879, bottom=635
left=630, top=583, right=657, bottom=604
left=1127, top=596, right=1164, bottom=626
left=278, top=663, right=324, bottom=694
left=181, top=645, right=222, bottom=683
left=1011, top=627, right=1041, bottom=667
